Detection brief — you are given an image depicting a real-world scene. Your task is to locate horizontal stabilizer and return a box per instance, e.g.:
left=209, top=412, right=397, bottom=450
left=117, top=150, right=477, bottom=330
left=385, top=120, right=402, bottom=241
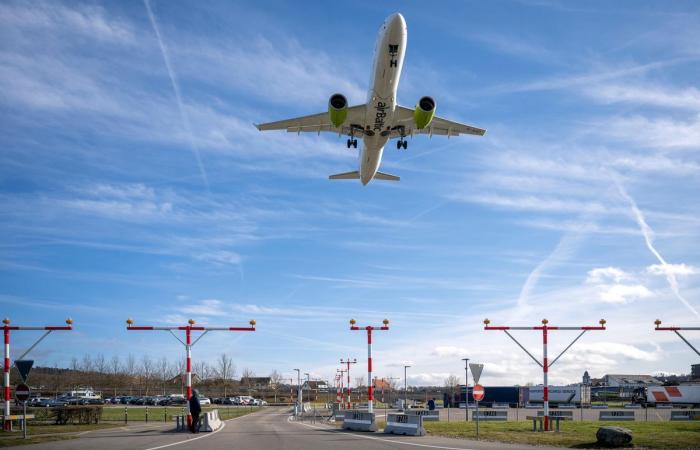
left=329, top=171, right=360, bottom=180
left=374, top=171, right=400, bottom=181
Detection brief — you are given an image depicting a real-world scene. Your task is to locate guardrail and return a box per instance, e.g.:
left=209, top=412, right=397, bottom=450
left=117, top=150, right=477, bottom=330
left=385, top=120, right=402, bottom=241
left=599, top=410, right=635, bottom=421
left=670, top=410, right=700, bottom=421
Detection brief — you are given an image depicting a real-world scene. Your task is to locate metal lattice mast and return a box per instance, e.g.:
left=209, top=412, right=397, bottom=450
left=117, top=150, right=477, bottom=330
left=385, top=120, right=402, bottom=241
left=340, top=358, right=357, bottom=408
left=2, top=317, right=73, bottom=431
left=126, top=318, right=255, bottom=427
left=350, top=319, right=389, bottom=413
left=654, top=320, right=700, bottom=357
left=484, top=318, right=606, bottom=432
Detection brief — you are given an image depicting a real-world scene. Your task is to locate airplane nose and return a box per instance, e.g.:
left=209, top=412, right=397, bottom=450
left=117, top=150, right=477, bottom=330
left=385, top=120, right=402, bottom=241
left=389, top=13, right=406, bottom=29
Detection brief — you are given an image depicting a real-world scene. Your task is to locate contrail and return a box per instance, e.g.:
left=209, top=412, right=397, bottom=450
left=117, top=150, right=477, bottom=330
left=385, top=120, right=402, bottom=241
left=614, top=178, right=700, bottom=318
left=518, top=231, right=581, bottom=308
left=144, top=0, right=210, bottom=192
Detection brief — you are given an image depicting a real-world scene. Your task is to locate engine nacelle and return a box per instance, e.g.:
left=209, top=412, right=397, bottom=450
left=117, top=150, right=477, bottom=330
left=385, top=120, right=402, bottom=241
left=414, top=96, right=436, bottom=129
left=328, top=93, right=348, bottom=127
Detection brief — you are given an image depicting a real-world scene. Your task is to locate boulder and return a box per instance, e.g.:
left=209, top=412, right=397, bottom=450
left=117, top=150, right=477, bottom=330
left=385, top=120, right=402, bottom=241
left=596, top=426, right=633, bottom=447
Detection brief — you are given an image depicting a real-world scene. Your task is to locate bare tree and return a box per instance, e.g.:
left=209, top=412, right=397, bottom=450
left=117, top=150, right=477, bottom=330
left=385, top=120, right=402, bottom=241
left=270, top=370, right=284, bottom=403
left=110, top=355, right=121, bottom=396
left=141, top=355, right=154, bottom=395
left=158, top=357, right=170, bottom=395
left=444, top=374, right=460, bottom=405
left=125, top=354, right=136, bottom=395
left=217, top=354, right=235, bottom=397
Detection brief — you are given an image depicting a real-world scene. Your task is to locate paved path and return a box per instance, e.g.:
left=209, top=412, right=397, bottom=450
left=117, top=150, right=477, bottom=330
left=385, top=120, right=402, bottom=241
left=18, top=407, right=575, bottom=450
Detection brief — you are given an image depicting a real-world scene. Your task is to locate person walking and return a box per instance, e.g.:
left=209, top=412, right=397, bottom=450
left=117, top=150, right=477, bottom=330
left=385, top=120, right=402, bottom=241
left=189, top=389, right=202, bottom=433
left=428, top=398, right=436, bottom=411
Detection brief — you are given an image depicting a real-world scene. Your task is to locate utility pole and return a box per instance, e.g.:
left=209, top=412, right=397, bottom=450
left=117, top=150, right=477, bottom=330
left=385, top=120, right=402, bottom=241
left=340, top=358, right=357, bottom=408
left=336, top=369, right=346, bottom=408
left=304, top=372, right=310, bottom=403
left=293, top=369, right=301, bottom=416
left=2, top=318, right=73, bottom=431
left=349, top=319, right=389, bottom=413
left=127, top=318, right=255, bottom=428
left=654, top=320, right=700, bottom=356
left=461, top=358, right=469, bottom=421
left=484, top=318, right=606, bottom=432
left=403, top=365, right=411, bottom=411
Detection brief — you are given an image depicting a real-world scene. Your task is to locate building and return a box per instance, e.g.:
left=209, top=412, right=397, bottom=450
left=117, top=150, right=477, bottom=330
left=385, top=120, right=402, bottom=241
left=302, top=380, right=329, bottom=393
left=600, top=374, right=661, bottom=387
left=692, top=364, right=700, bottom=380
left=239, top=376, right=273, bottom=389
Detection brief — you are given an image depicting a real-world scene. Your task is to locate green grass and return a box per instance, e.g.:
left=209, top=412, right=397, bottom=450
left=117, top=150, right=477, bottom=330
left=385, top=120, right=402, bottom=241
left=423, top=421, right=700, bottom=449
left=100, top=405, right=259, bottom=422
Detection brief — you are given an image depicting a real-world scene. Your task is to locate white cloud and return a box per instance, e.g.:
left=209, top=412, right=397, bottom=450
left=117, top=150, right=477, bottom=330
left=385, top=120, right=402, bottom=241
left=431, top=346, right=467, bottom=358
left=583, top=83, right=700, bottom=110
left=586, top=267, right=632, bottom=284
left=647, top=263, right=698, bottom=276
left=598, top=284, right=653, bottom=304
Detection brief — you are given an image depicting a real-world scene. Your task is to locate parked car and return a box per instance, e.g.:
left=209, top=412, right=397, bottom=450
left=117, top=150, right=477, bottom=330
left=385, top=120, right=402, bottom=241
left=47, top=398, right=69, bottom=407
left=199, top=397, right=211, bottom=406
left=167, top=395, right=187, bottom=405
left=80, top=398, right=105, bottom=405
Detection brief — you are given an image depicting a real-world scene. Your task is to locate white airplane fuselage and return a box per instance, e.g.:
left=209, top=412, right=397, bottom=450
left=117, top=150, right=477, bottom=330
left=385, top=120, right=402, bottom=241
left=358, top=13, right=407, bottom=185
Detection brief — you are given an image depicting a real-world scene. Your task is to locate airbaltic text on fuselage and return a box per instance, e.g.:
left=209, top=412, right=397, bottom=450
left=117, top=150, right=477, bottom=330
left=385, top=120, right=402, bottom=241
left=374, top=101, right=388, bottom=131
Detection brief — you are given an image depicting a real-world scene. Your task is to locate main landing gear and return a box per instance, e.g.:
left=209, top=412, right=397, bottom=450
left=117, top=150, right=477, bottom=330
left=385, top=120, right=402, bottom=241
left=346, top=138, right=358, bottom=148
left=396, top=139, right=408, bottom=150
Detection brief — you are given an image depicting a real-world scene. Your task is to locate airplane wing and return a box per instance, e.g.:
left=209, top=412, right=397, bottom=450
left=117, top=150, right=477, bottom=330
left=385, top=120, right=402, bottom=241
left=392, top=105, right=486, bottom=138
left=255, top=105, right=366, bottom=136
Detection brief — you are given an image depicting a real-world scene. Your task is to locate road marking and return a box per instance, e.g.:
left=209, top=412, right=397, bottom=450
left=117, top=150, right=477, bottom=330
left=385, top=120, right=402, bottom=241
left=293, top=418, right=477, bottom=450
left=141, top=410, right=263, bottom=450
left=142, top=422, right=226, bottom=450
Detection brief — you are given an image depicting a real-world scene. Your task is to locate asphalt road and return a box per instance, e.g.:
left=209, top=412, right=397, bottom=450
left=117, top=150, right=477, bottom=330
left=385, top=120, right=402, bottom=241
left=18, top=407, right=569, bottom=450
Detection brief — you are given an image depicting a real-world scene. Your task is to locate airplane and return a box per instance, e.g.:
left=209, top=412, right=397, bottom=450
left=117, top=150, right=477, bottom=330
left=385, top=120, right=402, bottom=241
left=255, top=13, right=486, bottom=185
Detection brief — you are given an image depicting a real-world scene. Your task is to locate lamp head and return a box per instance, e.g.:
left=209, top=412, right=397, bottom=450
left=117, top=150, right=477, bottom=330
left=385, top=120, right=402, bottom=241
left=349, top=319, right=356, bottom=326
left=382, top=319, right=389, bottom=326
left=654, top=319, right=662, bottom=327
left=126, top=318, right=134, bottom=326
left=249, top=319, right=256, bottom=327
left=599, top=319, right=606, bottom=326
left=542, top=318, right=549, bottom=325
left=483, top=318, right=490, bottom=326
left=188, top=319, right=195, bottom=325
left=66, top=318, right=73, bottom=326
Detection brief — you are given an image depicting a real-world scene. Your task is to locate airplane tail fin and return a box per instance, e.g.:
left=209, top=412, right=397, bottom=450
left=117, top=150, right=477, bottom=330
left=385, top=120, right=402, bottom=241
left=329, top=171, right=360, bottom=180
left=374, top=171, right=400, bottom=181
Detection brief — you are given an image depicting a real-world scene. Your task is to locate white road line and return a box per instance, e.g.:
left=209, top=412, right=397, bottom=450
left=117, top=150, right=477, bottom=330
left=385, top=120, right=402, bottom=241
left=293, top=418, right=477, bottom=450
left=142, top=422, right=226, bottom=450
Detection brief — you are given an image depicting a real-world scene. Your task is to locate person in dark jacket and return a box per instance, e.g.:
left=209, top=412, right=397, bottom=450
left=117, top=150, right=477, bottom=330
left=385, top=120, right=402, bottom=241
left=427, top=398, right=436, bottom=411
left=189, top=389, right=202, bottom=433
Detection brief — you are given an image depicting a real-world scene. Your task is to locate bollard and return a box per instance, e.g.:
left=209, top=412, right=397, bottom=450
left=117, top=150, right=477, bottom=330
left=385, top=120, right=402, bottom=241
left=145, top=406, right=149, bottom=422
left=164, top=406, right=167, bottom=422
left=124, top=406, right=128, bottom=424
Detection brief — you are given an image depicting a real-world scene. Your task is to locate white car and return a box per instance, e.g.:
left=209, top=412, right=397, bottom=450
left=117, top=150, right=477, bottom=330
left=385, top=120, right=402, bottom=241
left=199, top=397, right=211, bottom=405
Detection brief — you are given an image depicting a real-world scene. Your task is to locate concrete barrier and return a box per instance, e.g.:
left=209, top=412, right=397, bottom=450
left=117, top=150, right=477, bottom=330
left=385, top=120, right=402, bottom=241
left=406, top=409, right=440, bottom=422
left=670, top=410, right=700, bottom=421
left=599, top=410, right=635, bottom=421
left=342, top=410, right=377, bottom=432
left=472, top=410, right=508, bottom=421
left=559, top=404, right=576, bottom=409
left=538, top=410, right=574, bottom=419
left=492, top=403, right=510, bottom=409
left=591, top=404, right=609, bottom=409
left=333, top=410, right=345, bottom=422
left=384, top=414, right=425, bottom=436
left=656, top=404, right=673, bottom=409
left=525, top=403, right=540, bottom=409
left=624, top=403, right=642, bottom=409
left=174, top=415, right=186, bottom=432
left=201, top=409, right=223, bottom=432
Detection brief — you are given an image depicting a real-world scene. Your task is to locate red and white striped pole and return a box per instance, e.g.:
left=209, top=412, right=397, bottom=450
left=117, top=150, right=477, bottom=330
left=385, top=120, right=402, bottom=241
left=2, top=318, right=73, bottom=431
left=350, top=319, right=389, bottom=414
left=340, top=358, right=356, bottom=409
left=484, top=318, right=606, bottom=432
left=127, top=318, right=255, bottom=428
left=654, top=320, right=700, bottom=357
left=337, top=369, right=346, bottom=408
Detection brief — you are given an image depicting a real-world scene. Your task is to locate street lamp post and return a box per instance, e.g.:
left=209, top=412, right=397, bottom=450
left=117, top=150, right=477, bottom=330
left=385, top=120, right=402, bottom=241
left=340, top=358, right=357, bottom=409
left=462, top=358, right=469, bottom=421
left=304, top=372, right=310, bottom=403
left=293, top=369, right=301, bottom=416
left=403, top=365, right=411, bottom=411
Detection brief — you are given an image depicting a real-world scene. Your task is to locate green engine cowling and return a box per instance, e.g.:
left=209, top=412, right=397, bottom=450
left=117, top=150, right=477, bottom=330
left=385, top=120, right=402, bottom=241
left=414, top=96, right=436, bottom=129
left=328, top=93, right=348, bottom=127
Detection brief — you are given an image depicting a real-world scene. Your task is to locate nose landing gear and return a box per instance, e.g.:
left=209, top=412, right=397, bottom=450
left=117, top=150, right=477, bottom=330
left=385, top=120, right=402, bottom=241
left=346, top=139, right=358, bottom=149
left=396, top=139, right=408, bottom=150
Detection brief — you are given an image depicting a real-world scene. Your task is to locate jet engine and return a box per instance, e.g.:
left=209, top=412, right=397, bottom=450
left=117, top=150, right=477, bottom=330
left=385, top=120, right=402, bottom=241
left=328, top=93, right=348, bottom=127
left=413, top=96, right=436, bottom=129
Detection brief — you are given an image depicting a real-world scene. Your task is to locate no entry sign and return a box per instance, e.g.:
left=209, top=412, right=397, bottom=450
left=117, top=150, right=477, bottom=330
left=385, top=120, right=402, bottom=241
left=14, top=383, right=30, bottom=402
left=473, top=384, right=485, bottom=402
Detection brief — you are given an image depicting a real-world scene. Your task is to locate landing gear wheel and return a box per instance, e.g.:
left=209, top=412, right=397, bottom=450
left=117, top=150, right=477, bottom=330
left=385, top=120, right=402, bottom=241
left=352, top=139, right=358, bottom=148
left=402, top=140, right=408, bottom=150
left=396, top=140, right=402, bottom=149
left=347, top=139, right=352, bottom=148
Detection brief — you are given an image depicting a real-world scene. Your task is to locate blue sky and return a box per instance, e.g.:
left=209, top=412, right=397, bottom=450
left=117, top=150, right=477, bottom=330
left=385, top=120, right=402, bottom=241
left=1, top=0, right=699, bottom=387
